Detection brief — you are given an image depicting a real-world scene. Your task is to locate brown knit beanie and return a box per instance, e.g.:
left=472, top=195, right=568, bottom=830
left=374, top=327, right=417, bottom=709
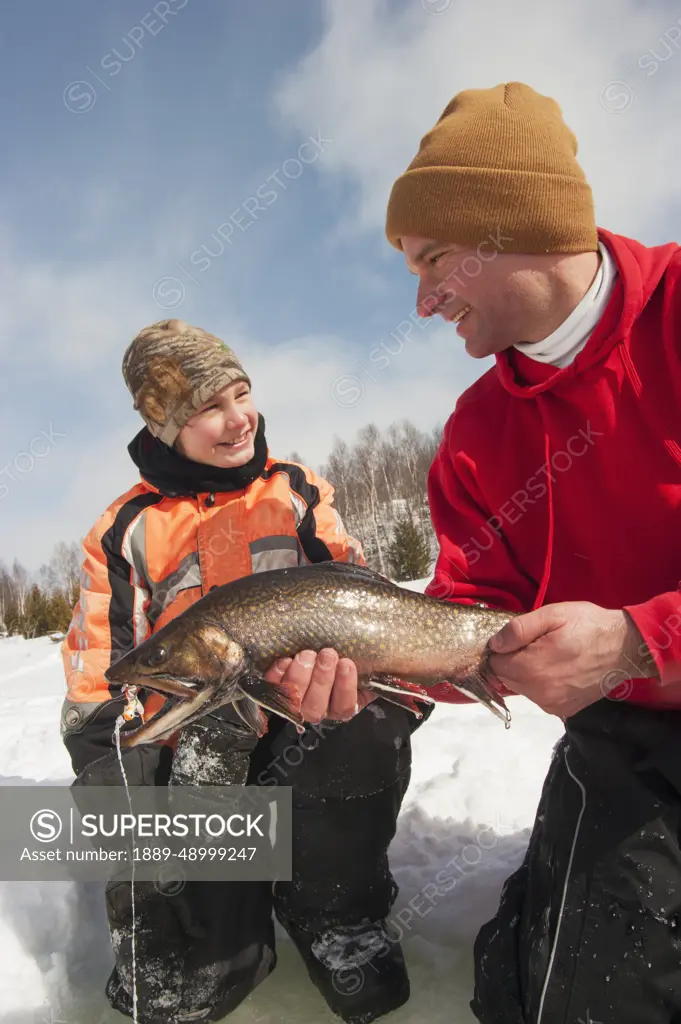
left=122, top=319, right=251, bottom=446
left=386, top=82, right=597, bottom=255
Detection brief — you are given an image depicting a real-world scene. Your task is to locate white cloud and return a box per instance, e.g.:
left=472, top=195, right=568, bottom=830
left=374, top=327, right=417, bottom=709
left=3, top=321, right=485, bottom=572
left=249, top=323, right=487, bottom=464
left=9, top=0, right=681, bottom=571
left=0, top=252, right=154, bottom=369
left=275, top=0, right=681, bottom=243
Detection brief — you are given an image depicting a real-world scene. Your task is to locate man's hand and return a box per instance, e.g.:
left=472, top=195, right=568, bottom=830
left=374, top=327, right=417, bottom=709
left=487, top=602, right=659, bottom=719
left=263, top=649, right=374, bottom=724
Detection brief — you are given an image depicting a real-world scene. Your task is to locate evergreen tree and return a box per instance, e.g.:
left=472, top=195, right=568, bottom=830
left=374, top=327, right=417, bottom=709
left=388, top=511, right=432, bottom=582
left=46, top=589, right=75, bottom=634
left=22, top=584, right=51, bottom=638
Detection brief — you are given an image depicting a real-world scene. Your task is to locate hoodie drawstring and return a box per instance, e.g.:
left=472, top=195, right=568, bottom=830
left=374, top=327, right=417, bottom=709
left=533, top=414, right=555, bottom=610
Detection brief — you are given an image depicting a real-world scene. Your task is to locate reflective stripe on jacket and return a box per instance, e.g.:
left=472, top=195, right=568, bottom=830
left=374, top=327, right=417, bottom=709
left=61, top=458, right=363, bottom=771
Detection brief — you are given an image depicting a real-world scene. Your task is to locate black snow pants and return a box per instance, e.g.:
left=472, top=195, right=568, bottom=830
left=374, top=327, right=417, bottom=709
left=76, top=700, right=422, bottom=1024
left=472, top=699, right=681, bottom=1024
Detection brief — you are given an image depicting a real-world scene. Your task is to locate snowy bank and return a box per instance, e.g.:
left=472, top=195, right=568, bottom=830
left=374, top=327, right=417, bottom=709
left=0, top=608, right=564, bottom=1023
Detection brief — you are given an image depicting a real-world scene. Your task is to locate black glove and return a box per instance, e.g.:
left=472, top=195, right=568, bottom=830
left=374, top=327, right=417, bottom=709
left=408, top=698, right=436, bottom=732
left=71, top=742, right=173, bottom=788
left=71, top=704, right=260, bottom=789
left=169, top=703, right=261, bottom=787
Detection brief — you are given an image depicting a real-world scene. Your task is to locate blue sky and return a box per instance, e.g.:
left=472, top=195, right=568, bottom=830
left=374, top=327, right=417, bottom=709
left=3, top=0, right=681, bottom=571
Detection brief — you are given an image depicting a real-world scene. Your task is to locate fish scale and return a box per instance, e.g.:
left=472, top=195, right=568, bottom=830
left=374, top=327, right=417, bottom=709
left=105, top=561, right=514, bottom=745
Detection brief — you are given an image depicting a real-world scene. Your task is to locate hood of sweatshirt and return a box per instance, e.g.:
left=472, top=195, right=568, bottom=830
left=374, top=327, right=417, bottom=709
left=494, top=228, right=679, bottom=399
left=486, top=230, right=681, bottom=611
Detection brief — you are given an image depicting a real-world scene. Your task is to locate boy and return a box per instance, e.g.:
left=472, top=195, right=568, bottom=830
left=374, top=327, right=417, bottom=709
left=61, top=319, right=421, bottom=1024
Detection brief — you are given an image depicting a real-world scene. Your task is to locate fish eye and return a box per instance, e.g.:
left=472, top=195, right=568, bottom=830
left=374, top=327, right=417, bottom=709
left=144, top=645, right=168, bottom=667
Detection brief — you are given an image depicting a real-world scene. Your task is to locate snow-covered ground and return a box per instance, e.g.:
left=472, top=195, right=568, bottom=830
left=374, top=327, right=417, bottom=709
left=0, top=583, right=564, bottom=1024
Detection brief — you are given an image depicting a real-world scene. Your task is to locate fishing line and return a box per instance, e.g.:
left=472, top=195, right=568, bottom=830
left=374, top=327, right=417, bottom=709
left=114, top=685, right=144, bottom=1024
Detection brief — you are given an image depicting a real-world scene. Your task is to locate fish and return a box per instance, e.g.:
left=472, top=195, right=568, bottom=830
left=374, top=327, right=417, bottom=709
left=104, top=561, right=515, bottom=747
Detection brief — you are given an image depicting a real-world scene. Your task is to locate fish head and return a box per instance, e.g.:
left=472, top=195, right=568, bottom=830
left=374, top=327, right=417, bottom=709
left=104, top=619, right=247, bottom=747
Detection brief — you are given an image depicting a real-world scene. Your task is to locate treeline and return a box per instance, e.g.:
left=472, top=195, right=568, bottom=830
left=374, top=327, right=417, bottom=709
left=0, top=542, right=81, bottom=639
left=319, top=419, right=442, bottom=580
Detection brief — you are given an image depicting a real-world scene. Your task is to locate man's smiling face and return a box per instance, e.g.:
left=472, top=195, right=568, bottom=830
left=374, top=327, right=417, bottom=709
left=401, top=234, right=557, bottom=359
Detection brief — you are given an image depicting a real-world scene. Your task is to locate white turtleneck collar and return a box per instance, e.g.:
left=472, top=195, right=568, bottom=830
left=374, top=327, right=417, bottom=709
left=513, top=241, right=618, bottom=369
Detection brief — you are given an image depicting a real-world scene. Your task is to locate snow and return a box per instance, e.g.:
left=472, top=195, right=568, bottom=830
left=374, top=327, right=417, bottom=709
left=0, top=596, right=565, bottom=1024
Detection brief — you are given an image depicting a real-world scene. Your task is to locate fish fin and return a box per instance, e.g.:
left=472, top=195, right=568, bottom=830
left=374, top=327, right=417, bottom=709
left=239, top=675, right=305, bottom=731
left=362, top=674, right=435, bottom=718
left=371, top=692, right=427, bottom=719
left=424, top=681, right=480, bottom=704
left=313, top=561, right=396, bottom=588
left=233, top=695, right=269, bottom=737
left=450, top=668, right=512, bottom=728
left=364, top=674, right=436, bottom=704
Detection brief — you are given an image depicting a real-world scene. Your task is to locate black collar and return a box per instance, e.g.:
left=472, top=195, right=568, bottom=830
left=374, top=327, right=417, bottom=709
left=127, top=414, right=269, bottom=497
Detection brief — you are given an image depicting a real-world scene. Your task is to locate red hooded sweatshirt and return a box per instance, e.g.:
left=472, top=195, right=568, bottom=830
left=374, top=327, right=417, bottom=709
left=426, top=228, right=681, bottom=710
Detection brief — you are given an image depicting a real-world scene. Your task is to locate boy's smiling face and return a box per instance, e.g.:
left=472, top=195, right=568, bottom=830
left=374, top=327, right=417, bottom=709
left=175, top=379, right=259, bottom=469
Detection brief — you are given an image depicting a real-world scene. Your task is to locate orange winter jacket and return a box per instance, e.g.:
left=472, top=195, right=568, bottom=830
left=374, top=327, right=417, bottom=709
left=61, top=454, right=363, bottom=773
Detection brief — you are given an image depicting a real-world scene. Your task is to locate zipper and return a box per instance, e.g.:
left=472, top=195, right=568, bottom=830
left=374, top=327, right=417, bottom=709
left=197, top=492, right=216, bottom=593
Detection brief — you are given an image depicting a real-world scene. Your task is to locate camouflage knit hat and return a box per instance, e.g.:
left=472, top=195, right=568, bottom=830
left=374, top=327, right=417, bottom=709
left=122, top=319, right=251, bottom=446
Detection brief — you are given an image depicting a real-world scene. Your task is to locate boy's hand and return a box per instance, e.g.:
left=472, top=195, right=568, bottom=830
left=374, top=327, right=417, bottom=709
left=264, top=649, right=374, bottom=723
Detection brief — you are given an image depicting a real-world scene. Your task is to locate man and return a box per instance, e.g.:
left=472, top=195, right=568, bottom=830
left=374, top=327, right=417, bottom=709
left=375, top=81, right=681, bottom=1022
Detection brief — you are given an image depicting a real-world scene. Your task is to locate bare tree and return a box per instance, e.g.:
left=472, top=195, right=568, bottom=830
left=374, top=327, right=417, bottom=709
left=11, top=560, right=28, bottom=619
left=40, top=541, right=82, bottom=605
left=323, top=438, right=357, bottom=524
left=323, top=419, right=439, bottom=576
